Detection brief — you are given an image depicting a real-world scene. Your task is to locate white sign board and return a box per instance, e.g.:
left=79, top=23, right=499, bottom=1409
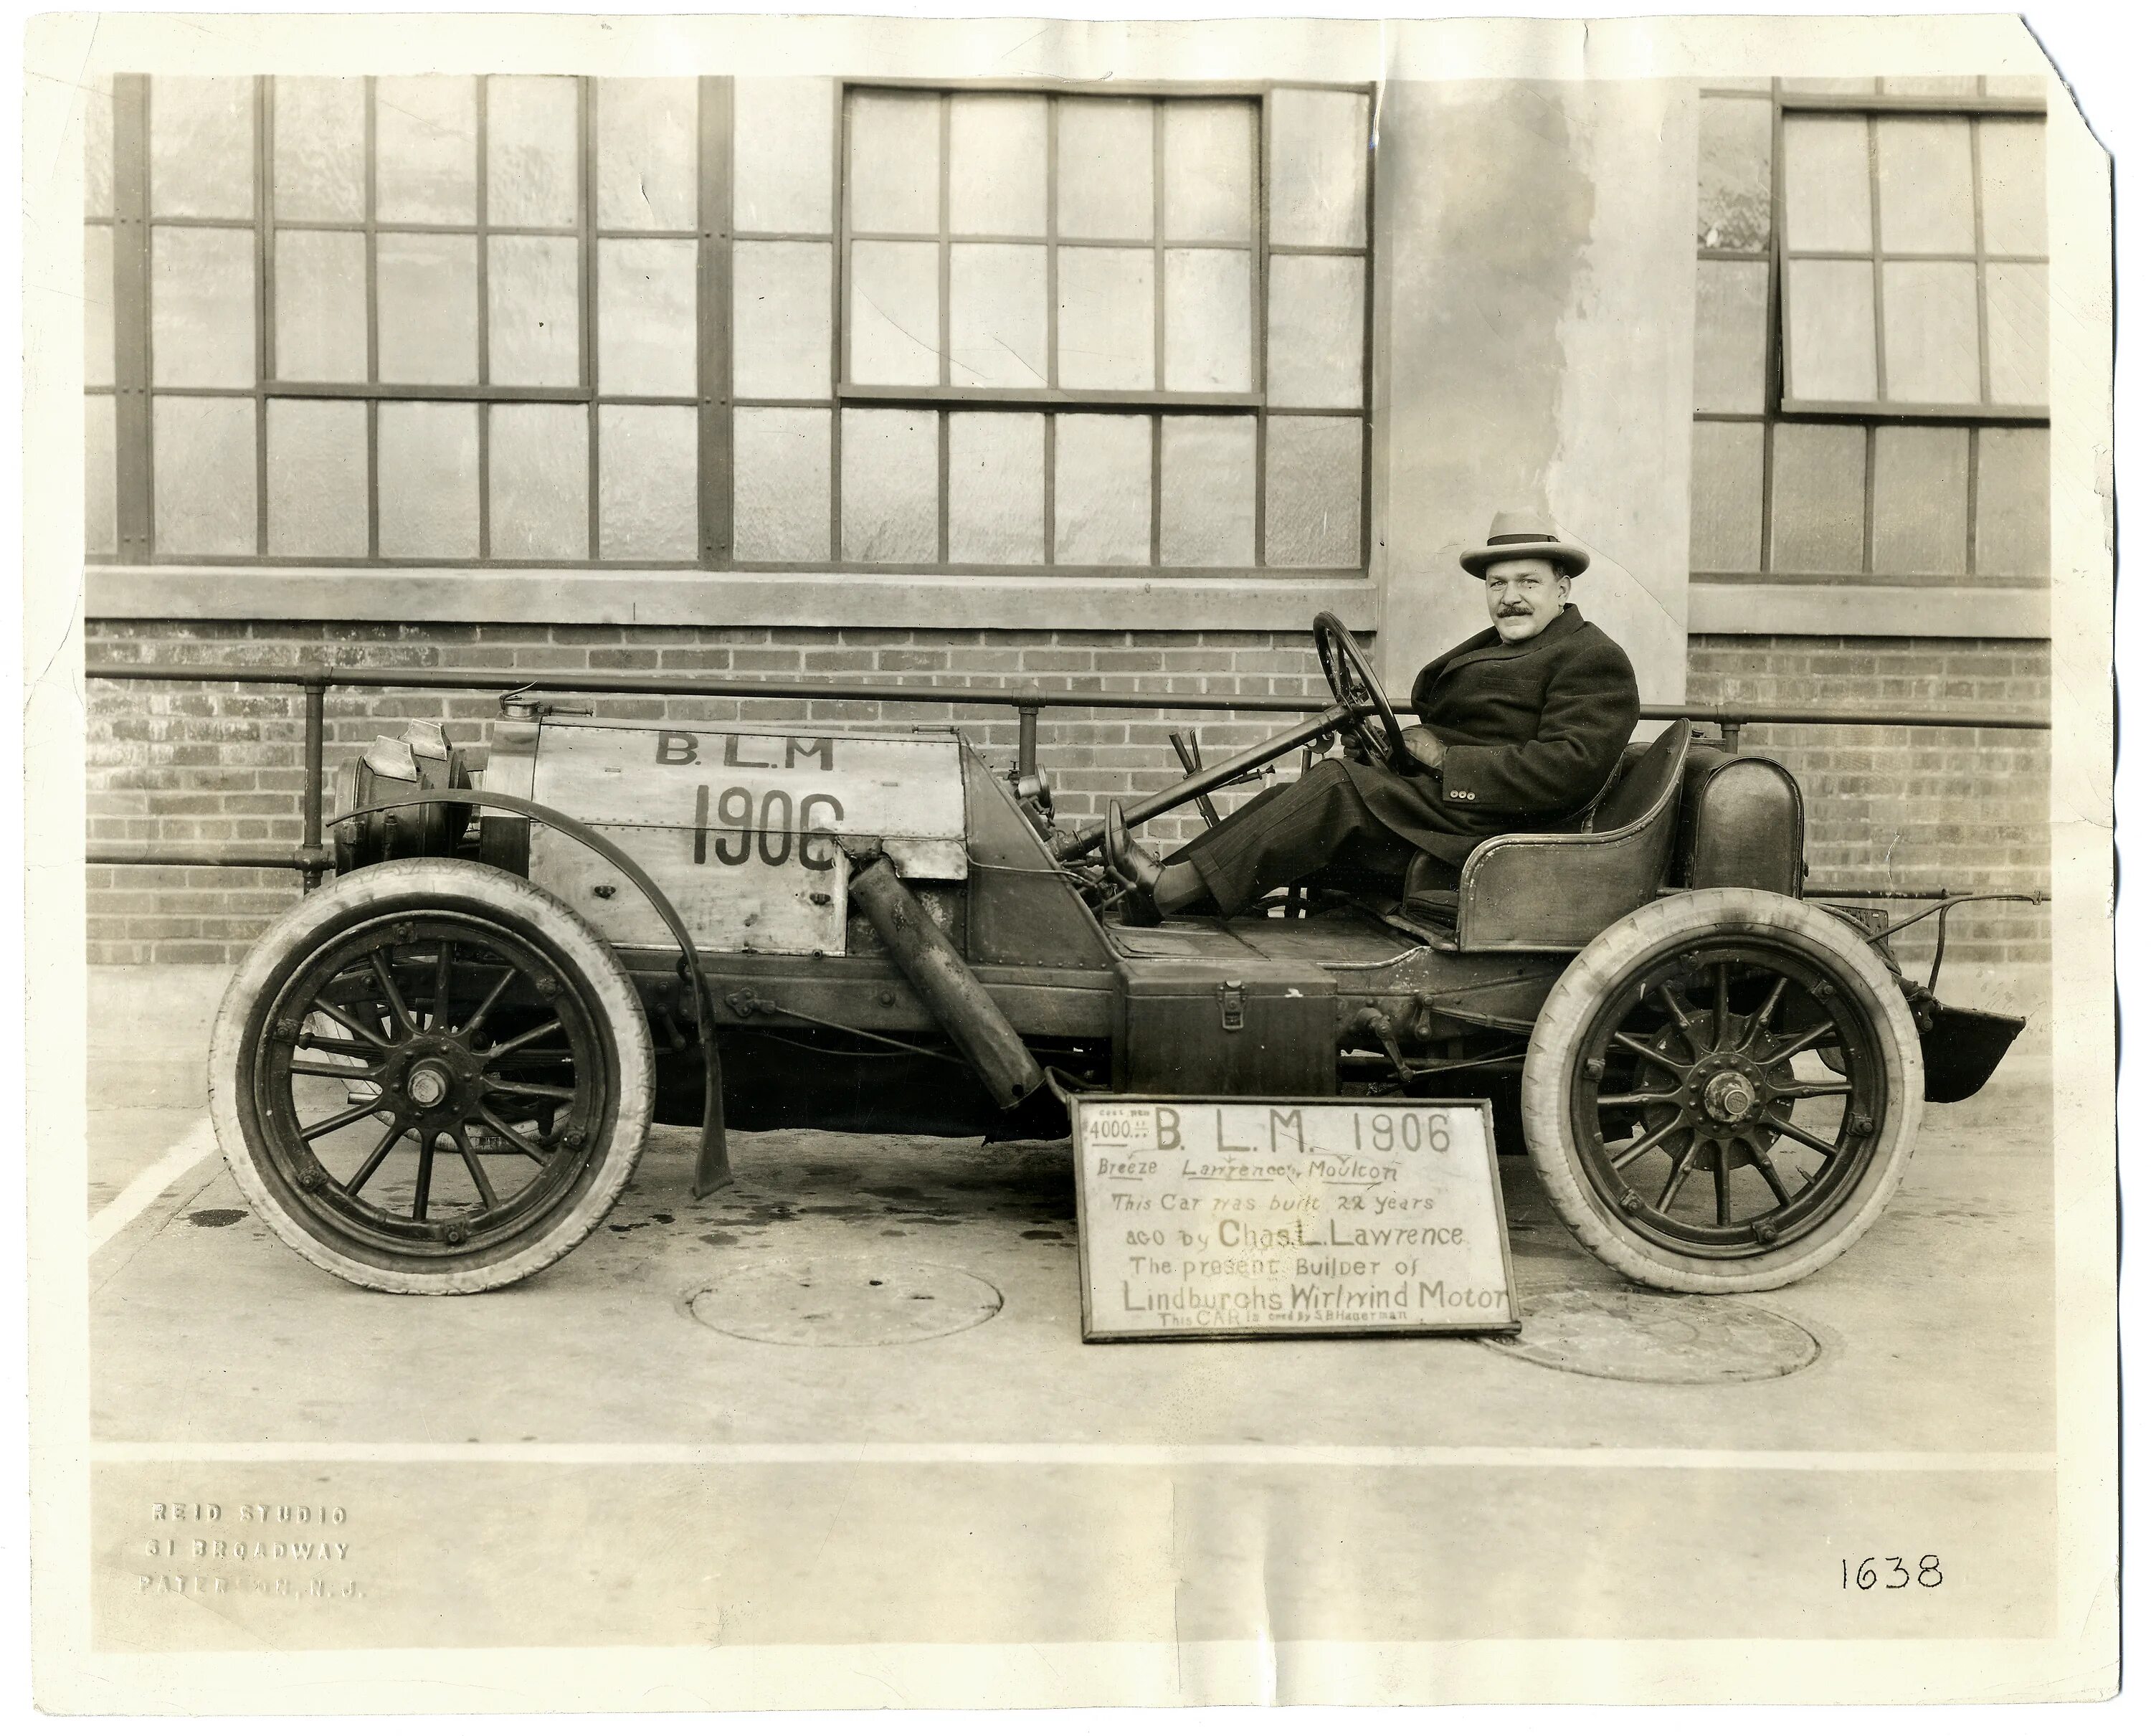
left=526, top=722, right=967, bottom=956
left=1071, top=1097, right=1519, bottom=1341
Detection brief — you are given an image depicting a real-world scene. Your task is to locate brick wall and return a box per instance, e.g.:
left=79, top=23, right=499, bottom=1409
left=1686, top=634, right=2051, bottom=969
left=85, top=622, right=2052, bottom=969
left=84, top=620, right=1324, bottom=964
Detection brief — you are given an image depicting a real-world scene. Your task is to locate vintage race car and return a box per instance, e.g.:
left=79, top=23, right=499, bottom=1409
left=205, top=615, right=2028, bottom=1297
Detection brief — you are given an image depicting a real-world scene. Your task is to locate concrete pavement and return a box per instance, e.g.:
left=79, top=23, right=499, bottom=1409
left=82, top=962, right=2059, bottom=1661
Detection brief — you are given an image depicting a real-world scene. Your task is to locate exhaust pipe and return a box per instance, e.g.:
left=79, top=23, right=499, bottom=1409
left=847, top=850, right=1045, bottom=1111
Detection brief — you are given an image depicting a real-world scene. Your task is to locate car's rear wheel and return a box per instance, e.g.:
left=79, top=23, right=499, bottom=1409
left=1520, top=887, right=1922, bottom=1292
left=208, top=860, right=655, bottom=1294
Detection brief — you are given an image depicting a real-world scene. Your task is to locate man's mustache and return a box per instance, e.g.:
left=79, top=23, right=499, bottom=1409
left=1494, top=604, right=1534, bottom=617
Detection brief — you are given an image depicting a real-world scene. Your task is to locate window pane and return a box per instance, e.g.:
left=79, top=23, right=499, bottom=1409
left=1975, top=426, right=2048, bottom=578
left=376, top=232, right=479, bottom=386
left=1689, top=419, right=1765, bottom=572
left=1058, top=99, right=1154, bottom=242
left=86, top=394, right=117, bottom=556
left=1265, top=417, right=1360, bottom=567
left=1783, top=258, right=1877, bottom=402
left=949, top=95, right=1046, bottom=237
left=734, top=407, right=831, bottom=561
left=597, top=238, right=698, bottom=397
left=274, top=230, right=367, bottom=383
left=1268, top=88, right=1369, bottom=249
left=488, top=235, right=580, bottom=388
left=1054, top=414, right=1151, bottom=564
left=735, top=78, right=834, bottom=234
left=1782, top=115, right=1872, bottom=252
left=1881, top=260, right=1980, bottom=403
left=85, top=73, right=114, bottom=217
left=85, top=226, right=114, bottom=388
left=375, top=76, right=477, bottom=225
left=1696, top=95, right=1772, bottom=251
left=1767, top=423, right=1865, bottom=573
left=1056, top=248, right=1154, bottom=392
left=599, top=405, right=698, bottom=558
left=1159, top=416, right=1255, bottom=566
left=151, top=227, right=255, bottom=388
left=1978, top=118, right=2046, bottom=256
left=949, top=243, right=1048, bottom=389
left=150, top=76, right=253, bottom=219
left=1694, top=258, right=1768, bottom=414
left=596, top=79, right=699, bottom=232
left=1162, top=100, right=1253, bottom=244
left=490, top=404, right=589, bottom=559
left=153, top=396, right=256, bottom=556
left=1985, top=262, right=2048, bottom=405
left=272, top=77, right=365, bottom=222
left=1876, top=118, right=1975, bottom=254
left=948, top=412, right=1044, bottom=563
left=848, top=91, right=940, bottom=235
left=1163, top=250, right=1251, bottom=394
left=378, top=402, right=478, bottom=558
left=1871, top=424, right=1970, bottom=575
left=847, top=239, right=941, bottom=386
left=488, top=76, right=580, bottom=228
left=840, top=407, right=938, bottom=563
left=1265, top=254, right=1362, bottom=409
left=266, top=399, right=368, bottom=557
left=734, top=241, right=832, bottom=399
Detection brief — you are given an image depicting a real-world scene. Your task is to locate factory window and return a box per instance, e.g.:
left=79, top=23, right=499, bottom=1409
left=87, top=75, right=1374, bottom=576
left=1690, top=77, right=2051, bottom=584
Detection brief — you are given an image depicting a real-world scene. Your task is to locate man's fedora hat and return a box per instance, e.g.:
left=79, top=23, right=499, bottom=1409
left=1458, top=508, right=1591, bottom=579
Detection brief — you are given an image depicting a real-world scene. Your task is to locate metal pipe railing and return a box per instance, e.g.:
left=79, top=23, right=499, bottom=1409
left=82, top=660, right=2053, bottom=881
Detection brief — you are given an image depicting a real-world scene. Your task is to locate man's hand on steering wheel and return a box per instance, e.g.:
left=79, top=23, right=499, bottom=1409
left=1398, top=725, right=1447, bottom=774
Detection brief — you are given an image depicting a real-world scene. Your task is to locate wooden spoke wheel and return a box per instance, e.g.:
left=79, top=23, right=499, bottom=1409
left=209, top=860, right=654, bottom=1294
left=1521, top=887, right=1923, bottom=1292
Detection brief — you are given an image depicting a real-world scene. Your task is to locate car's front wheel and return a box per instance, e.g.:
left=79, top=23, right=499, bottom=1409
left=1520, top=887, right=1923, bottom=1293
left=207, top=859, right=655, bottom=1294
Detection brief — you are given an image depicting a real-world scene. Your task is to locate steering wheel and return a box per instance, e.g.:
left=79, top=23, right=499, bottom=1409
left=1314, top=611, right=1410, bottom=772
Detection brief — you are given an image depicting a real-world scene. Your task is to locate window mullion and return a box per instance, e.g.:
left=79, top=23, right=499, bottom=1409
left=579, top=76, right=598, bottom=561
left=475, top=75, right=490, bottom=561
left=699, top=75, right=734, bottom=568
left=364, top=76, right=380, bottom=559
left=1043, top=95, right=1058, bottom=564
left=1150, top=99, right=1164, bottom=566
left=111, top=74, right=152, bottom=564
left=253, top=75, right=270, bottom=559
left=1254, top=89, right=1271, bottom=569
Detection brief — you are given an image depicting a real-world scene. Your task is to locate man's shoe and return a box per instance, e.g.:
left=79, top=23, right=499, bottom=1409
left=1103, top=801, right=1164, bottom=896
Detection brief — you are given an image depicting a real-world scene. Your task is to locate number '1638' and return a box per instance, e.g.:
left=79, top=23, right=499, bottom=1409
left=1843, top=1555, right=1942, bottom=1589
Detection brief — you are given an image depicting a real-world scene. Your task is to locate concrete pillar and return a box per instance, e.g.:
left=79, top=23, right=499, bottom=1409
left=1371, top=78, right=1699, bottom=706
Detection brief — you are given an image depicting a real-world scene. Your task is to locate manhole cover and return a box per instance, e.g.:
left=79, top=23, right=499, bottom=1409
left=1482, top=1285, right=1820, bottom=1384
left=688, top=1255, right=1003, bottom=1347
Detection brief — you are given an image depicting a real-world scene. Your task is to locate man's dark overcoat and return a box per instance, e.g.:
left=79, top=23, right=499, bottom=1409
left=1169, top=604, right=1640, bottom=913
left=1376, top=602, right=1643, bottom=863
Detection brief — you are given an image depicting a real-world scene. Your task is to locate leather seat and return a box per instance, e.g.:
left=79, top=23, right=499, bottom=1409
left=1400, top=718, right=1694, bottom=951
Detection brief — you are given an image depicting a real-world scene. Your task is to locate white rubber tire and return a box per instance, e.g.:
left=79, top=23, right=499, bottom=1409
left=1520, top=887, right=1923, bottom=1294
left=207, top=859, right=655, bottom=1294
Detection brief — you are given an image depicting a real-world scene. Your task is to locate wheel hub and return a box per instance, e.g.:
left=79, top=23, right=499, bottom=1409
left=391, top=1034, right=483, bottom=1124
left=1700, top=1068, right=1758, bottom=1124
left=404, top=1061, right=451, bottom=1109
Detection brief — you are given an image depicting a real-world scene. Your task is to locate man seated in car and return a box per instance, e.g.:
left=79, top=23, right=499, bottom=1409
left=1103, top=508, right=1643, bottom=921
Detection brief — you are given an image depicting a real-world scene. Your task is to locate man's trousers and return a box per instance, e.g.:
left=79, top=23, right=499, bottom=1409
left=1162, top=756, right=1457, bottom=919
